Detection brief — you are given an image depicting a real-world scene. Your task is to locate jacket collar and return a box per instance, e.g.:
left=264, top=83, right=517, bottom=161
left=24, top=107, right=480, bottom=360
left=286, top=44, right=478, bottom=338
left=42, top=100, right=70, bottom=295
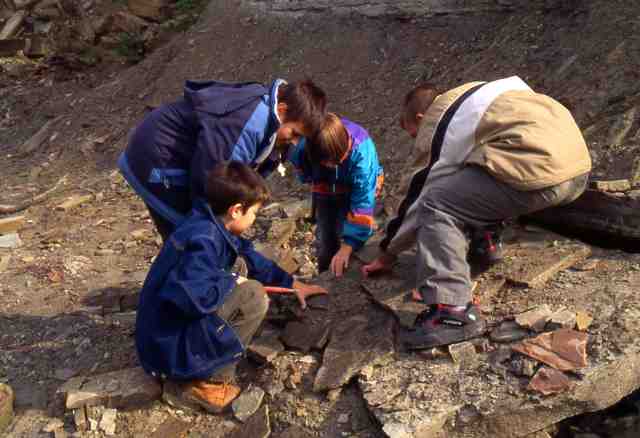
left=192, top=198, right=240, bottom=255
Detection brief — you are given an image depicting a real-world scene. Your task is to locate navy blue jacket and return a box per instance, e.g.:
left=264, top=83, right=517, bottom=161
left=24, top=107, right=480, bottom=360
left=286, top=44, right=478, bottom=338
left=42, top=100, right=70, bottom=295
left=135, top=199, right=293, bottom=381
left=118, top=79, right=285, bottom=226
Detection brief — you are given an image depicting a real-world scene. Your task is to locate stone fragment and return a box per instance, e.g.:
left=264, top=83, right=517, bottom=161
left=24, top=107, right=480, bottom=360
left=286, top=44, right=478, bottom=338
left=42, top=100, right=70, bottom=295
left=547, top=309, right=577, bottom=330
left=0, top=232, right=22, bottom=249
left=282, top=199, right=311, bottom=219
left=56, top=195, right=93, bottom=212
left=416, top=347, right=449, bottom=360
left=515, top=304, right=553, bottom=332
left=490, top=320, right=529, bottom=343
left=575, top=311, right=593, bottom=331
left=99, top=408, right=117, bottom=435
left=448, top=342, right=478, bottom=369
left=127, top=0, right=168, bottom=21
left=0, top=216, right=25, bottom=235
left=247, top=335, right=284, bottom=364
left=267, top=219, right=296, bottom=248
left=512, top=329, right=588, bottom=371
left=590, top=179, right=632, bottom=192
left=109, top=311, right=136, bottom=327
left=327, top=388, right=342, bottom=402
left=0, top=384, right=14, bottom=435
left=314, top=313, right=393, bottom=392
left=228, top=404, right=270, bottom=438
left=19, top=116, right=61, bottom=155
left=509, top=356, right=538, bottom=377
left=232, top=386, right=265, bottom=422
left=65, top=367, right=161, bottom=409
left=507, top=245, right=591, bottom=288
left=528, top=367, right=573, bottom=395
left=73, top=407, right=88, bottom=432
left=306, top=294, right=329, bottom=311
left=0, top=11, right=25, bottom=39
left=130, top=228, right=152, bottom=241
left=281, top=321, right=331, bottom=352
left=0, top=254, right=10, bottom=273
left=362, top=269, right=425, bottom=328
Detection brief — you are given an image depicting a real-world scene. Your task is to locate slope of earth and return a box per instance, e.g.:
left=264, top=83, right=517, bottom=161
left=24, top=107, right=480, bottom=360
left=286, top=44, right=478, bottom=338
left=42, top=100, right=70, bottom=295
left=1, top=0, right=640, bottom=437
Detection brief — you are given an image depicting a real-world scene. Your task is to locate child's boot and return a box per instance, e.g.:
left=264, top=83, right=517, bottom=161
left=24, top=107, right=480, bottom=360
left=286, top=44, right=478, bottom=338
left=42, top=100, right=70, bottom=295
left=184, top=380, right=241, bottom=413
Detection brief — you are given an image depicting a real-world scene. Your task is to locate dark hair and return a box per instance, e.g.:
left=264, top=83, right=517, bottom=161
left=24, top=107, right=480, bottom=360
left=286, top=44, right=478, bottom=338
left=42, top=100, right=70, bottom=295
left=278, top=79, right=327, bottom=134
left=401, top=84, right=439, bottom=127
left=307, top=112, right=349, bottom=164
left=204, top=161, right=270, bottom=215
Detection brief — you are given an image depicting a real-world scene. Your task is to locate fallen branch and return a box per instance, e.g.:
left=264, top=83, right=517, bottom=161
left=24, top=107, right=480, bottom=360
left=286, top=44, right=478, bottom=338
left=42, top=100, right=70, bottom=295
left=0, top=174, right=68, bottom=215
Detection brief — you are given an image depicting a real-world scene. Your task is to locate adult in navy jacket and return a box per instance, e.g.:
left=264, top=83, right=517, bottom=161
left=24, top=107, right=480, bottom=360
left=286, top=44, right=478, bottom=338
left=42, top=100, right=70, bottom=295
left=118, top=79, right=327, bottom=238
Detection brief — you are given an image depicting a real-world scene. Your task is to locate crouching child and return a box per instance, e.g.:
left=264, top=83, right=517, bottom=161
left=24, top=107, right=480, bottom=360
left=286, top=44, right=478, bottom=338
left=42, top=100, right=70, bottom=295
left=289, top=113, right=384, bottom=276
left=135, top=161, right=327, bottom=413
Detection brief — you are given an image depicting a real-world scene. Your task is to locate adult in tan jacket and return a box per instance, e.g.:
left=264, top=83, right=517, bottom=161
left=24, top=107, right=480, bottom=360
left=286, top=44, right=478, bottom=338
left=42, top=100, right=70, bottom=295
left=363, top=76, right=591, bottom=349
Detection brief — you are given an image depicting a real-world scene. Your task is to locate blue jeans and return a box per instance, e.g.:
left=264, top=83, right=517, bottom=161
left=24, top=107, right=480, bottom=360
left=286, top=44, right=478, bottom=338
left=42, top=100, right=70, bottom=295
left=313, top=195, right=349, bottom=272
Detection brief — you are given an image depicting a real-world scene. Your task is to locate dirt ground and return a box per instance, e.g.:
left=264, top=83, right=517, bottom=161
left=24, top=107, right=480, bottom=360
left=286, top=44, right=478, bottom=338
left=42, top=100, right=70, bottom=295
left=2, top=0, right=640, bottom=437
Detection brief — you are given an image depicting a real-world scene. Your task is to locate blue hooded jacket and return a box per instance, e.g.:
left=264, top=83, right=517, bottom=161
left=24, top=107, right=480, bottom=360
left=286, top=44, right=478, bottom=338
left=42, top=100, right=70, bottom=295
left=118, top=79, right=285, bottom=226
left=135, top=198, right=293, bottom=381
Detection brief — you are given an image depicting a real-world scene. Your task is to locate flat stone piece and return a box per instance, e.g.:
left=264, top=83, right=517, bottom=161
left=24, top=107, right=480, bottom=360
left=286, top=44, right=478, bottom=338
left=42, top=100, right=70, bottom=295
left=575, top=311, right=594, bottom=331
left=248, top=335, right=285, bottom=364
left=528, top=367, right=573, bottom=395
left=0, top=215, right=25, bottom=235
left=228, top=404, right=270, bottom=438
left=515, top=304, right=553, bottom=332
left=505, top=243, right=591, bottom=288
left=448, top=342, right=478, bottom=369
left=0, top=232, right=22, bottom=249
left=490, top=321, right=529, bottom=343
left=281, top=321, right=330, bottom=353
left=232, top=386, right=265, bottom=422
left=65, top=367, right=161, bottom=409
left=267, top=219, right=296, bottom=248
left=548, top=309, right=577, bottom=330
left=362, top=262, right=424, bottom=328
left=306, top=294, right=329, bottom=311
left=56, top=194, right=93, bottom=212
left=314, top=313, right=394, bottom=392
left=590, top=179, right=632, bottom=192
left=512, top=329, right=588, bottom=371
left=0, top=383, right=14, bottom=435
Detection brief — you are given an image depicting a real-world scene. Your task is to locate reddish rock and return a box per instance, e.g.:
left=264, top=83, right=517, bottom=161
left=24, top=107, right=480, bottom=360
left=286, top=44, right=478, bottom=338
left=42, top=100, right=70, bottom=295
left=528, top=367, right=573, bottom=395
left=512, top=329, right=588, bottom=371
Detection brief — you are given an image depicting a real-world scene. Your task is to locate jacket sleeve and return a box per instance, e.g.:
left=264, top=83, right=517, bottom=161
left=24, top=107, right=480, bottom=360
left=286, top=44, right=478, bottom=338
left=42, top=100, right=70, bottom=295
left=162, top=236, right=238, bottom=320
left=287, top=138, right=312, bottom=184
left=341, top=139, right=379, bottom=251
left=237, top=238, right=294, bottom=288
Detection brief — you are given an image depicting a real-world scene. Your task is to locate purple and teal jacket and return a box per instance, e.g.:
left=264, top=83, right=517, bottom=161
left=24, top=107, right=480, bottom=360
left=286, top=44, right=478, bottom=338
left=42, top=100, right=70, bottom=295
left=289, top=118, right=383, bottom=250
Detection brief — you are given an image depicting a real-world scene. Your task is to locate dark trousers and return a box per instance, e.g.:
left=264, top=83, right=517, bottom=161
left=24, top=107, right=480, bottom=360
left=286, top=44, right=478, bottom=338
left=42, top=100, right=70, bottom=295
left=313, top=195, right=349, bottom=272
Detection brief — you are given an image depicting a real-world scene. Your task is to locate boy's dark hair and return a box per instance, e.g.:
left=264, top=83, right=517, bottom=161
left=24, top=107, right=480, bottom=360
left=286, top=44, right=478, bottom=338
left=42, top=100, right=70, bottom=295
left=205, top=161, right=270, bottom=215
left=307, top=112, right=349, bottom=164
left=278, top=79, right=327, bottom=134
left=401, top=84, right=439, bottom=127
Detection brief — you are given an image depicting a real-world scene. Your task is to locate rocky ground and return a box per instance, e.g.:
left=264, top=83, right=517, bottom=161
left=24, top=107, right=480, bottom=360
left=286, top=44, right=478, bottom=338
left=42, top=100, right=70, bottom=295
left=2, top=0, right=640, bottom=437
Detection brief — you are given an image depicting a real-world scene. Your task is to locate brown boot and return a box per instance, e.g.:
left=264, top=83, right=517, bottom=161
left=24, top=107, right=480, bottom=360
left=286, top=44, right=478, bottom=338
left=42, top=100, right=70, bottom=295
left=183, top=380, right=241, bottom=414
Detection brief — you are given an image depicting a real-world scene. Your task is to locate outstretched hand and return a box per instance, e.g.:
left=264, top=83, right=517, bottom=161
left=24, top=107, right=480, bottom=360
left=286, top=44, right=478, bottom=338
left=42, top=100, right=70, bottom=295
left=292, top=280, right=328, bottom=310
left=361, top=253, right=396, bottom=278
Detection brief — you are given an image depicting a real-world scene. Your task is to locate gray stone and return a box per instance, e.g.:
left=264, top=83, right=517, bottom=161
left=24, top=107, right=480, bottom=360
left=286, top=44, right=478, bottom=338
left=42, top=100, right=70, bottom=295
left=590, top=179, right=632, bottom=192
left=65, top=367, right=161, bottom=409
left=228, top=404, right=270, bottom=438
left=248, top=335, right=285, bottom=363
left=282, top=199, right=311, bottom=219
left=515, top=305, right=553, bottom=332
left=281, top=321, right=331, bottom=352
left=0, top=11, right=25, bottom=39
left=547, top=309, right=577, bottom=330
left=448, top=342, right=478, bottom=369
left=490, top=321, right=529, bottom=343
left=0, top=384, right=14, bottom=435
left=232, top=386, right=265, bottom=422
left=0, top=232, right=22, bottom=249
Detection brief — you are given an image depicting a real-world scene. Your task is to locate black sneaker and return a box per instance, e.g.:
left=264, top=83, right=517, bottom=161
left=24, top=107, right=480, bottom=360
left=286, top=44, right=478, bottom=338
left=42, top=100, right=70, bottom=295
left=468, top=226, right=504, bottom=266
left=402, top=303, right=486, bottom=350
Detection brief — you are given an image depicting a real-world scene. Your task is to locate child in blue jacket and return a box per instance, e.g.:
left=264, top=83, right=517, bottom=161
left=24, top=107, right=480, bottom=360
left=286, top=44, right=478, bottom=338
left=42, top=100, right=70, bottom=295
left=135, top=161, right=327, bottom=413
left=289, top=113, right=384, bottom=276
left=119, top=79, right=327, bottom=240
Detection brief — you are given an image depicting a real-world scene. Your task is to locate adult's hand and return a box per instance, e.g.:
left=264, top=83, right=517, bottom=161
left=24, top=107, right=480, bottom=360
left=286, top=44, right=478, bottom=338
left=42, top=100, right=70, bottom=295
left=292, top=280, right=328, bottom=310
left=330, top=244, right=353, bottom=277
left=361, top=252, right=396, bottom=278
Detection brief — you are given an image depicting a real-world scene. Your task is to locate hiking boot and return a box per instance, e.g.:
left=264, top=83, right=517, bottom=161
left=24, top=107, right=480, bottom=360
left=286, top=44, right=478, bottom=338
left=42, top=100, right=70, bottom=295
left=468, top=227, right=504, bottom=266
left=164, top=380, right=240, bottom=414
left=402, top=303, right=486, bottom=350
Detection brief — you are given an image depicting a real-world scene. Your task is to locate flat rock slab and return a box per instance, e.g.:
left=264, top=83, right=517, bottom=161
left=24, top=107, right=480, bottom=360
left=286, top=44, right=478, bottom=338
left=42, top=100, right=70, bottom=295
left=515, top=304, right=554, bottom=332
left=232, top=386, right=265, bottom=422
left=0, top=383, right=14, bottom=434
left=362, top=257, right=424, bottom=328
left=490, top=321, right=529, bottom=343
left=513, top=329, right=588, bottom=372
left=528, top=367, right=573, bottom=395
left=503, top=243, right=591, bottom=288
left=267, top=219, right=297, bottom=248
left=281, top=321, right=331, bottom=353
left=248, top=335, right=285, bottom=364
left=229, top=404, right=270, bottom=438
left=314, top=311, right=394, bottom=392
left=64, top=367, right=161, bottom=410
left=0, top=215, right=25, bottom=235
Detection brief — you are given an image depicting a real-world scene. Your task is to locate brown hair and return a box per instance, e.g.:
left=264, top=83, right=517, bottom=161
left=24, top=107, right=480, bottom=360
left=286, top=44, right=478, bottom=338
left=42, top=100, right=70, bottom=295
left=401, top=84, right=439, bottom=128
left=205, top=161, right=270, bottom=215
left=278, top=79, right=327, bottom=134
left=307, top=113, right=349, bottom=164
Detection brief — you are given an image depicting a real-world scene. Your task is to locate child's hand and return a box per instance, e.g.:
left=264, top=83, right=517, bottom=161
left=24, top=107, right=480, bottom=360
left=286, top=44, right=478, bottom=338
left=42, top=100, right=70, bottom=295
left=236, top=276, right=248, bottom=284
left=330, top=244, right=353, bottom=277
left=361, top=253, right=396, bottom=278
left=292, top=280, right=328, bottom=310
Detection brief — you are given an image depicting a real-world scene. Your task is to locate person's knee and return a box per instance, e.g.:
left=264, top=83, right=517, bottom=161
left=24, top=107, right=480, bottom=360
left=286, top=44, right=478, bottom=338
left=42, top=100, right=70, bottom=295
left=240, top=280, right=269, bottom=317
